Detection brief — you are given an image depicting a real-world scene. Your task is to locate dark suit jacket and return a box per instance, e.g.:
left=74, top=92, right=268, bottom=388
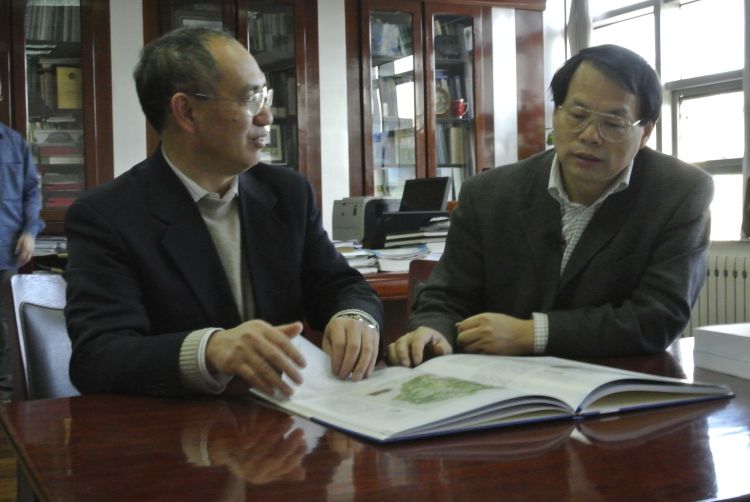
left=407, top=147, right=713, bottom=357
left=64, top=149, right=383, bottom=396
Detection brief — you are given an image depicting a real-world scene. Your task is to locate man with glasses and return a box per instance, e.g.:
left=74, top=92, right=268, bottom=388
left=0, top=80, right=44, bottom=402
left=64, top=27, right=383, bottom=397
left=388, top=44, right=713, bottom=366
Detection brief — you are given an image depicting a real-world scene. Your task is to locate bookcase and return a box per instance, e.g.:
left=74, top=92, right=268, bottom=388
left=345, top=0, right=546, bottom=199
left=143, top=0, right=322, bottom=206
left=0, top=0, right=113, bottom=234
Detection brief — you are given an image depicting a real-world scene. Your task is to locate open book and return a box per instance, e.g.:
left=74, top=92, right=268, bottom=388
left=250, top=336, right=733, bottom=443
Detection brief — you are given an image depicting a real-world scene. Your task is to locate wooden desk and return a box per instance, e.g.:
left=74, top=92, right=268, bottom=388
left=2, top=339, right=750, bottom=501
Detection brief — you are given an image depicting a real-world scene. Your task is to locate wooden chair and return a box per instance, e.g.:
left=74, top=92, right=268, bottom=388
left=2, top=274, right=79, bottom=401
left=406, top=259, right=438, bottom=315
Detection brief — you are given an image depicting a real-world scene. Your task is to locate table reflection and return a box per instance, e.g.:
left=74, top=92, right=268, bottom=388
left=181, top=402, right=309, bottom=484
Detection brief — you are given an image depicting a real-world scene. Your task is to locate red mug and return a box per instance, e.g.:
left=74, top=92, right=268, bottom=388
left=451, top=98, right=468, bottom=118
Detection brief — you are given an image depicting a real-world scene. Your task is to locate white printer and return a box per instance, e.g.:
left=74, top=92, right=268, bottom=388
left=332, top=197, right=399, bottom=243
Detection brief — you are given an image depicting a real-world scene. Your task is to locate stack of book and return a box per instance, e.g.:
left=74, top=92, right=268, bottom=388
left=384, top=216, right=450, bottom=253
left=335, top=241, right=378, bottom=275
left=694, top=324, right=750, bottom=379
left=33, top=130, right=84, bottom=210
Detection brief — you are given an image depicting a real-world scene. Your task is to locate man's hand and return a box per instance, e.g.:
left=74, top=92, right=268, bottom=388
left=386, top=326, right=452, bottom=367
left=456, top=313, right=534, bottom=355
left=323, top=316, right=379, bottom=381
left=15, top=232, right=35, bottom=267
left=206, top=320, right=305, bottom=397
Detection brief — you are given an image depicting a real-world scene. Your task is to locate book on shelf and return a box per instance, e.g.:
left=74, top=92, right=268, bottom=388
left=45, top=196, right=77, bottom=209
left=251, top=336, right=734, bottom=443
left=43, top=172, right=84, bottom=191
left=39, top=155, right=83, bottom=165
left=56, top=66, right=82, bottom=109
left=36, top=143, right=82, bottom=156
left=448, top=126, right=466, bottom=165
left=34, top=236, right=67, bottom=257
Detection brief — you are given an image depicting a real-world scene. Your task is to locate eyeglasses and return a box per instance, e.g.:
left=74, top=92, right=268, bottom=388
left=191, top=87, right=273, bottom=116
left=557, top=104, right=643, bottom=143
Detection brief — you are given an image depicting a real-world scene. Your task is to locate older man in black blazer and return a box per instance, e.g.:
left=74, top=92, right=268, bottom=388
left=64, top=27, right=383, bottom=397
left=388, top=44, right=713, bottom=366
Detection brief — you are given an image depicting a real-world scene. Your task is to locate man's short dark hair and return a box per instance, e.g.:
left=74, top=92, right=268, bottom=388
left=549, top=44, right=662, bottom=124
left=133, top=26, right=237, bottom=132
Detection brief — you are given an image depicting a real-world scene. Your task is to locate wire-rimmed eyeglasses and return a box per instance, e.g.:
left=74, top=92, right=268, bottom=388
left=191, top=87, right=273, bottom=116
left=557, top=104, right=643, bottom=143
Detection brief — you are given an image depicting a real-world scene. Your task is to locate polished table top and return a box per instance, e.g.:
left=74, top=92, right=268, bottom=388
left=2, top=338, right=749, bottom=501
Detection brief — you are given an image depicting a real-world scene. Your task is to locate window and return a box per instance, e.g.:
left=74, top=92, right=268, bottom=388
left=590, top=0, right=746, bottom=240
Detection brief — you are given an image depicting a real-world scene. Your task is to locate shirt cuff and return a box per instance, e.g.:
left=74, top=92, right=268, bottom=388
left=531, top=312, right=549, bottom=355
left=333, top=309, right=380, bottom=335
left=179, top=328, right=233, bottom=394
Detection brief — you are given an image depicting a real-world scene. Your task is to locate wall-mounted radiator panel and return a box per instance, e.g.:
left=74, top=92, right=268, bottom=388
left=685, top=254, right=750, bottom=336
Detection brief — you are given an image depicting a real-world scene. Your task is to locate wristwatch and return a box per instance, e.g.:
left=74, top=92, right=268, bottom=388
left=339, top=313, right=378, bottom=332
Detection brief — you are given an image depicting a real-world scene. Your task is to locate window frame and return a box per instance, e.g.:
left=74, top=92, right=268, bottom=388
left=591, top=0, right=747, bottom=239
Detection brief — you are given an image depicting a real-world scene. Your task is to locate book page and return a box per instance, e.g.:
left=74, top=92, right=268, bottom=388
left=254, top=337, right=570, bottom=441
left=417, top=354, right=731, bottom=414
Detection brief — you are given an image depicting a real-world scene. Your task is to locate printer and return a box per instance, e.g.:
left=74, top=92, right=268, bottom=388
left=332, top=197, right=399, bottom=243
left=333, top=177, right=453, bottom=248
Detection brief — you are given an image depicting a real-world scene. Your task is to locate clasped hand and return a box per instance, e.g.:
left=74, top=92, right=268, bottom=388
left=387, top=312, right=534, bottom=367
left=206, top=316, right=379, bottom=397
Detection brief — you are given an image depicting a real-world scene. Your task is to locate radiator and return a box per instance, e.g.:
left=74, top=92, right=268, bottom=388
left=684, top=254, right=750, bottom=336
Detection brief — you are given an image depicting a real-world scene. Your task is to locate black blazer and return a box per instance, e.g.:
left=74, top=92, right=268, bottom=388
left=407, top=147, right=713, bottom=357
left=64, top=149, right=383, bottom=395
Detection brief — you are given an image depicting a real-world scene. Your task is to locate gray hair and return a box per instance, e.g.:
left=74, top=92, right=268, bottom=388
left=133, top=26, right=237, bottom=132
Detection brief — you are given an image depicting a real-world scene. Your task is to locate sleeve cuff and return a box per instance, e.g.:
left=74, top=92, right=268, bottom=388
left=179, top=328, right=233, bottom=394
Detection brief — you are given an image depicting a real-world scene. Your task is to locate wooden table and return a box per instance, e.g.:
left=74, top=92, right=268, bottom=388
left=2, top=339, right=749, bottom=501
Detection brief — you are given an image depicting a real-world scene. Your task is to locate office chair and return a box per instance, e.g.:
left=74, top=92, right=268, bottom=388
left=2, top=274, right=79, bottom=400
left=406, top=259, right=438, bottom=314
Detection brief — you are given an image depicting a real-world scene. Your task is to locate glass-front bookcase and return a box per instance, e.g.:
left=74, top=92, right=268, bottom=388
left=247, top=1, right=298, bottom=169
left=430, top=14, right=476, bottom=199
left=6, top=0, right=113, bottom=234
left=357, top=1, right=488, bottom=201
left=24, top=0, right=84, bottom=213
left=366, top=4, right=423, bottom=198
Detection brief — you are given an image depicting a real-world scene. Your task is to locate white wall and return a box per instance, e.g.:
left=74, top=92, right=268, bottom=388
left=109, top=0, right=147, bottom=177
left=492, top=8, right=518, bottom=167
left=317, top=0, right=350, bottom=235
